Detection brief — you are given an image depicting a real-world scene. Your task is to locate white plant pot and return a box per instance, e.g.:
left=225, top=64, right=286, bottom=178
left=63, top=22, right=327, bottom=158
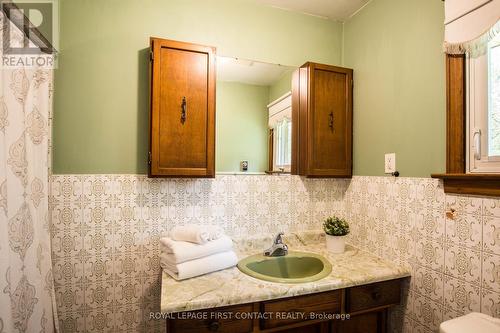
left=326, top=235, right=346, bottom=253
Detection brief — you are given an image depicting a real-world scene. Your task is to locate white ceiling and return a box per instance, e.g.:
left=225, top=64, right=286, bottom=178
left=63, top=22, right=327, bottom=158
left=217, top=56, right=295, bottom=86
left=252, top=0, right=371, bottom=21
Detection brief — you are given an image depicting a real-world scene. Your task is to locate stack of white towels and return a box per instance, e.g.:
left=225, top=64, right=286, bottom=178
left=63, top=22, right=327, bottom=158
left=160, top=224, right=238, bottom=280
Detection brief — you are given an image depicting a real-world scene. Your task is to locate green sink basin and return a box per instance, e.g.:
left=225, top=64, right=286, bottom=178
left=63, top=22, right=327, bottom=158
left=237, top=251, right=332, bottom=283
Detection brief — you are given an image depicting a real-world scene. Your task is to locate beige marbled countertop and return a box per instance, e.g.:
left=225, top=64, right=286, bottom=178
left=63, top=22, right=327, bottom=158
left=160, top=231, right=411, bottom=314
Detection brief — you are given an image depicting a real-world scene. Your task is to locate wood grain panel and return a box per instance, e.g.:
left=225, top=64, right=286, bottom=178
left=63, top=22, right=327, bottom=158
left=312, top=67, right=348, bottom=172
left=166, top=280, right=403, bottom=333
left=446, top=54, right=466, bottom=174
left=297, top=67, right=309, bottom=175
left=345, top=279, right=401, bottom=313
left=336, top=311, right=386, bottom=333
left=166, top=304, right=253, bottom=333
left=260, top=290, right=341, bottom=329
left=149, top=38, right=215, bottom=177
left=293, top=62, right=353, bottom=177
left=432, top=173, right=500, bottom=196
left=284, top=322, right=330, bottom=333
left=158, top=47, right=208, bottom=169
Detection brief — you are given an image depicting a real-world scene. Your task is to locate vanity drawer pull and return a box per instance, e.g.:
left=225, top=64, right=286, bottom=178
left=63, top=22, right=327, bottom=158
left=208, top=320, right=220, bottom=331
left=371, top=291, right=381, bottom=300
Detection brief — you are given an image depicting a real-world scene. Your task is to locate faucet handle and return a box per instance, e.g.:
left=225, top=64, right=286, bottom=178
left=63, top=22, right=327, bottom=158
left=274, top=232, right=284, bottom=244
left=264, top=232, right=288, bottom=257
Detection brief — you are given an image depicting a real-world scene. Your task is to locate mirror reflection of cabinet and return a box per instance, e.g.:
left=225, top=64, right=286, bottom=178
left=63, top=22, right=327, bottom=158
left=293, top=63, right=353, bottom=178
left=216, top=57, right=296, bottom=174
left=149, top=38, right=216, bottom=177
left=148, top=39, right=352, bottom=177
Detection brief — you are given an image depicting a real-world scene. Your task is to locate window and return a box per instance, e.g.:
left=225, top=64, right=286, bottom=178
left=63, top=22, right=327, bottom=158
left=467, top=35, right=500, bottom=173
left=274, top=118, right=291, bottom=171
left=268, top=92, right=292, bottom=172
left=489, top=39, right=500, bottom=156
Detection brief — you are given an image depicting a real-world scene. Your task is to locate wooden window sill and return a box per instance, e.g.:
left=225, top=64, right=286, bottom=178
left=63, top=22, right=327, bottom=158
left=431, top=173, right=500, bottom=197
left=265, top=171, right=291, bottom=175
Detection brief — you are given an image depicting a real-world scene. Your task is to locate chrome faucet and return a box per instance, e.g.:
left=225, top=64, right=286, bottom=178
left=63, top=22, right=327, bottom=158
left=264, top=232, right=288, bottom=256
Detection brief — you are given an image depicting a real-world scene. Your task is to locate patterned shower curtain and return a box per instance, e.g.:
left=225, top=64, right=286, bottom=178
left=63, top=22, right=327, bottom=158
left=0, top=16, right=57, bottom=333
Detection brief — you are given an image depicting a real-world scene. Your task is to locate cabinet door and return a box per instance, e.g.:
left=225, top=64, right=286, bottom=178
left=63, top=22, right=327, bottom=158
left=166, top=304, right=253, bottom=333
left=149, top=38, right=215, bottom=177
left=346, top=279, right=402, bottom=313
left=336, top=311, right=386, bottom=333
left=308, top=64, right=352, bottom=177
left=260, top=290, right=341, bottom=330
left=283, top=322, right=330, bottom=333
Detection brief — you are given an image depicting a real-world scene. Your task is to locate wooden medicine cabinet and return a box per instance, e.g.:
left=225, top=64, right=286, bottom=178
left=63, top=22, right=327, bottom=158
left=292, top=62, right=353, bottom=178
left=149, top=38, right=216, bottom=177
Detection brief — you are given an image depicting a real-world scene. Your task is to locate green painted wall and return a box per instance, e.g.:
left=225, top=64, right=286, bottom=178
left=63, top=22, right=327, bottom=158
left=216, top=82, right=269, bottom=172
left=54, top=0, right=446, bottom=176
left=53, top=0, right=343, bottom=174
left=268, top=69, right=294, bottom=103
left=343, top=0, right=446, bottom=177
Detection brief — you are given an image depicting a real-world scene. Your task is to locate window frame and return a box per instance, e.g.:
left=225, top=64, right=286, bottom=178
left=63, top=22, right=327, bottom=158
left=466, top=40, right=500, bottom=173
left=273, top=116, right=292, bottom=172
left=432, top=54, right=500, bottom=196
left=268, top=92, right=292, bottom=173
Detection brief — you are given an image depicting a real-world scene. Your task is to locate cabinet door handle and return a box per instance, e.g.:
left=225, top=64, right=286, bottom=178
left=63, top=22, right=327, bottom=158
left=329, top=112, right=334, bottom=131
left=473, top=128, right=481, bottom=160
left=181, top=97, right=187, bottom=124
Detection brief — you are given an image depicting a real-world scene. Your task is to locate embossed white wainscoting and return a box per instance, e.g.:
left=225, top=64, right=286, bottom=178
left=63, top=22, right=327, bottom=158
left=49, top=175, right=500, bottom=333
left=344, top=177, right=500, bottom=333
left=49, top=175, right=348, bottom=332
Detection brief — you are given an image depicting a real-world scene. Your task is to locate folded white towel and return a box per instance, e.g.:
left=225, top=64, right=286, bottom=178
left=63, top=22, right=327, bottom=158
left=161, top=251, right=238, bottom=280
left=207, top=225, right=224, bottom=241
left=160, top=235, right=233, bottom=264
left=170, top=225, right=225, bottom=244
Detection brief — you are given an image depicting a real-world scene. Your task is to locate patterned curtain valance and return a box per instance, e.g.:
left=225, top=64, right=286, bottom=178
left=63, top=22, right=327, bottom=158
left=444, top=0, right=500, bottom=57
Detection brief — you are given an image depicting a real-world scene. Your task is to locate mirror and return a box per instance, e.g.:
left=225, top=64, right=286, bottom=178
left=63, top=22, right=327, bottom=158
left=216, top=56, right=297, bottom=174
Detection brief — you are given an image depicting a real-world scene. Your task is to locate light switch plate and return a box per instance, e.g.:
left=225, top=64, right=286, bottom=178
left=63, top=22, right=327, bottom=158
left=385, top=153, right=396, bottom=174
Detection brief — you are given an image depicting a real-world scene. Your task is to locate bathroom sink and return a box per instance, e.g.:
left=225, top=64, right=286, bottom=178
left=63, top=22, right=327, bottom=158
left=237, top=251, right=332, bottom=283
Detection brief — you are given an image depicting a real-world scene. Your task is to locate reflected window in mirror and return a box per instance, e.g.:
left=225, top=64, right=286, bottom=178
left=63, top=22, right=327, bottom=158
left=216, top=56, right=296, bottom=174
left=268, top=92, right=292, bottom=173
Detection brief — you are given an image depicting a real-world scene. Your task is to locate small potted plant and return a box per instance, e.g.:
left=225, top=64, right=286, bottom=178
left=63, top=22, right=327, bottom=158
left=323, top=216, right=350, bottom=253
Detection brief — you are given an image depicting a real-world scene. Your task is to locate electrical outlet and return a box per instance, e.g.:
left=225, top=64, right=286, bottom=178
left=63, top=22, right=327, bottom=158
left=240, top=160, right=248, bottom=172
left=385, top=153, right=396, bottom=174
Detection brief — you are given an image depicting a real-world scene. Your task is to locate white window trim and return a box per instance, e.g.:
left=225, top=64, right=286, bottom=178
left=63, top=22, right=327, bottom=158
left=273, top=117, right=291, bottom=172
left=466, top=39, right=500, bottom=174
left=268, top=92, right=292, bottom=172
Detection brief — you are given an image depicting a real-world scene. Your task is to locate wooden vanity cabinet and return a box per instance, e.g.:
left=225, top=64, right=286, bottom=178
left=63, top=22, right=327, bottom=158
left=336, top=311, right=386, bottom=333
left=165, top=278, right=405, bottom=333
left=166, top=304, right=254, bottom=333
left=149, top=38, right=216, bottom=177
left=260, top=290, right=341, bottom=329
left=292, top=62, right=353, bottom=178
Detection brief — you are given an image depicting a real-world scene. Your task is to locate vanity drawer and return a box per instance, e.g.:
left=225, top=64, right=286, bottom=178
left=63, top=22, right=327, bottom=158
left=346, top=279, right=402, bottom=313
left=166, top=304, right=253, bottom=333
left=260, top=290, right=341, bottom=329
